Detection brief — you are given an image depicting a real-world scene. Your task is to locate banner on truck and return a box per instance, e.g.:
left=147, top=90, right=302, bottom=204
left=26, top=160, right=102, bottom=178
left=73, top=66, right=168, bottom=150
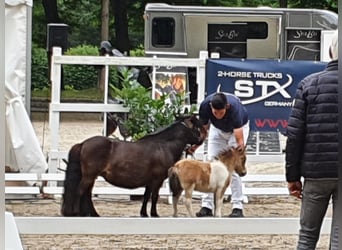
left=206, top=59, right=327, bottom=132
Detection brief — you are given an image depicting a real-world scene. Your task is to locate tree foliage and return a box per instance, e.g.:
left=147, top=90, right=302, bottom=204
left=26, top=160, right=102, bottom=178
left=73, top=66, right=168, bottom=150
left=31, top=0, right=337, bottom=90
left=33, top=0, right=337, bottom=51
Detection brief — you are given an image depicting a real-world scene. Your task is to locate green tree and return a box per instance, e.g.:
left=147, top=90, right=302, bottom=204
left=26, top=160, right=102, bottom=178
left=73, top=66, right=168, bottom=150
left=111, top=0, right=129, bottom=53
left=288, top=0, right=337, bottom=11
left=32, top=2, right=48, bottom=48
left=58, top=1, right=102, bottom=47
left=33, top=0, right=338, bottom=52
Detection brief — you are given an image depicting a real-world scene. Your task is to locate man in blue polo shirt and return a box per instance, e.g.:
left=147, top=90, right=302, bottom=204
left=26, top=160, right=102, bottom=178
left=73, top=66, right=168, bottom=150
left=191, top=92, right=249, bottom=217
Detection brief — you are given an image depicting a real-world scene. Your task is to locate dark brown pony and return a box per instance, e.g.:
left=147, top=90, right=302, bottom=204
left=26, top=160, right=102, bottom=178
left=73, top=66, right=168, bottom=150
left=61, top=115, right=206, bottom=217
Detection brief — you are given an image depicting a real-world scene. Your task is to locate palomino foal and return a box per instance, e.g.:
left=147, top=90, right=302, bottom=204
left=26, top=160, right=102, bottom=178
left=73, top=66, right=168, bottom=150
left=168, top=146, right=246, bottom=217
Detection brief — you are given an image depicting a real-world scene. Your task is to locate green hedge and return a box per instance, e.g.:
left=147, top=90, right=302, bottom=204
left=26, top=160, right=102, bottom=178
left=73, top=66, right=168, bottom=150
left=31, top=44, right=49, bottom=90
left=63, top=45, right=99, bottom=90
left=31, top=44, right=121, bottom=91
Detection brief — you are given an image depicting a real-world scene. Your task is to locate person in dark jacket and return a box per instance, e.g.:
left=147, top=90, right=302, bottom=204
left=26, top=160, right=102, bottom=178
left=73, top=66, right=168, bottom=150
left=285, top=30, right=338, bottom=250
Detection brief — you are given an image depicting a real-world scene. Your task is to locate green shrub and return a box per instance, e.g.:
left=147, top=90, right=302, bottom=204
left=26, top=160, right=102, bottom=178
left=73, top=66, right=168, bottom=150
left=31, top=44, right=49, bottom=90
left=64, top=45, right=122, bottom=90
left=111, top=69, right=195, bottom=141
left=63, top=45, right=100, bottom=90
left=130, top=44, right=145, bottom=57
left=31, top=44, right=144, bottom=91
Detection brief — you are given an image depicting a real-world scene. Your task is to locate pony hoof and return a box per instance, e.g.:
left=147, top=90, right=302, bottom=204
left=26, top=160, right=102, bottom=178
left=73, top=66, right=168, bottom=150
left=140, top=214, right=149, bottom=217
left=151, top=214, right=159, bottom=218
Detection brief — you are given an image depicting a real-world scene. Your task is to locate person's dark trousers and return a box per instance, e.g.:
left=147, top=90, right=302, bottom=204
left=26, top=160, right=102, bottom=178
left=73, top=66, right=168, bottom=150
left=297, top=179, right=338, bottom=250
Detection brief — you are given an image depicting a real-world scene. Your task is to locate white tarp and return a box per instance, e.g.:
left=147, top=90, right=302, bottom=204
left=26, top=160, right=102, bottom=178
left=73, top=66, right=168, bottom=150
left=5, top=0, right=47, bottom=174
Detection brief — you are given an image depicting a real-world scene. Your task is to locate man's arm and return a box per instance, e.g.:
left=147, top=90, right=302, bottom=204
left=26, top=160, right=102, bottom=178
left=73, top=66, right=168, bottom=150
left=233, top=127, right=244, bottom=147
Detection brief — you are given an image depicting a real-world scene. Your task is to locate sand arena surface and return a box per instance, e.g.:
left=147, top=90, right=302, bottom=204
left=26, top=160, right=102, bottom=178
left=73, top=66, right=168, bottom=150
left=5, top=113, right=332, bottom=249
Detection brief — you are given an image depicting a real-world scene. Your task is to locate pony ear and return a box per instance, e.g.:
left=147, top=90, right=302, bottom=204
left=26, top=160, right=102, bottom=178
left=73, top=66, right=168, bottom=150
left=174, top=112, right=192, bottom=121
left=190, top=115, right=205, bottom=128
left=236, top=145, right=246, bottom=153
left=174, top=113, right=186, bottom=121
left=184, top=107, right=189, bottom=114
left=182, top=115, right=194, bottom=128
left=184, top=114, right=202, bottom=129
left=190, top=115, right=203, bottom=125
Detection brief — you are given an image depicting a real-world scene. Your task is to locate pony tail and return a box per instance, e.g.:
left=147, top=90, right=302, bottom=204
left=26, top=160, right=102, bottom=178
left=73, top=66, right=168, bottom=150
left=61, top=143, right=83, bottom=216
left=168, top=167, right=183, bottom=196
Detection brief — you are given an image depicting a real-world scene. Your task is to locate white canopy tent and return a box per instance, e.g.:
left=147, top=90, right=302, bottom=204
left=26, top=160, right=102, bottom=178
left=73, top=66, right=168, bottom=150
left=5, top=0, right=47, bottom=175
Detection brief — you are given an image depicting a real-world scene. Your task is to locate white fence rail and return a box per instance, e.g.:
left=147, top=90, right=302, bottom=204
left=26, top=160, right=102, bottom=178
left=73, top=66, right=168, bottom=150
left=5, top=173, right=288, bottom=198
left=13, top=217, right=332, bottom=235
left=8, top=172, right=319, bottom=236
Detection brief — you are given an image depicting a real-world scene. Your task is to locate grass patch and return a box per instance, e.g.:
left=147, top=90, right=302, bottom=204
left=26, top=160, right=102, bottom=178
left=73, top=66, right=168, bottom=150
left=31, top=87, right=104, bottom=101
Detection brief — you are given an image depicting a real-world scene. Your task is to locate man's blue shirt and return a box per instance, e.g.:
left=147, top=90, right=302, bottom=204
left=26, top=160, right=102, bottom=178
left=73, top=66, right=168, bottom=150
left=199, top=93, right=248, bottom=133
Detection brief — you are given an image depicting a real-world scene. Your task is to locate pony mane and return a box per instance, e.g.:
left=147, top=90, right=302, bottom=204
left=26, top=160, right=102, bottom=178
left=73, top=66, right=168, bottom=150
left=138, top=119, right=184, bottom=141
left=215, top=147, right=234, bottom=160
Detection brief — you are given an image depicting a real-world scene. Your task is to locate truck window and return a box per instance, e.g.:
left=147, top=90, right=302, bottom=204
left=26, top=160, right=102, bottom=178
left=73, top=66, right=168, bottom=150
left=208, top=23, right=247, bottom=58
left=286, top=28, right=321, bottom=60
left=207, top=22, right=269, bottom=58
left=152, top=17, right=175, bottom=47
left=245, top=22, right=268, bottom=39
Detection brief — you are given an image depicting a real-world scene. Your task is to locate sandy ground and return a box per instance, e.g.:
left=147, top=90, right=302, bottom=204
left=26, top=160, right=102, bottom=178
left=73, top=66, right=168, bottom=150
left=5, top=112, right=332, bottom=250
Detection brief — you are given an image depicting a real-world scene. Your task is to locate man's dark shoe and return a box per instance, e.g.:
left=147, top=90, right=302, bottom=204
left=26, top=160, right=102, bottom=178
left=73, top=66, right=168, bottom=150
left=196, top=207, right=213, bottom=217
left=228, top=208, right=244, bottom=217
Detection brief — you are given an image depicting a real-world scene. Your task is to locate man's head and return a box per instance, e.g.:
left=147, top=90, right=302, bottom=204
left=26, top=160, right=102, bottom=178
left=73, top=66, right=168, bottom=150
left=210, top=92, right=229, bottom=119
left=329, top=30, right=338, bottom=60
